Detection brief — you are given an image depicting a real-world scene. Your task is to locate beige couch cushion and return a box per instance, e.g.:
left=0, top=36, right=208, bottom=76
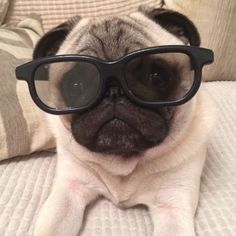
left=0, top=82, right=235, bottom=235
left=0, top=15, right=54, bottom=161
left=0, top=0, right=9, bottom=24
left=165, top=0, right=236, bottom=82
left=4, top=0, right=162, bottom=31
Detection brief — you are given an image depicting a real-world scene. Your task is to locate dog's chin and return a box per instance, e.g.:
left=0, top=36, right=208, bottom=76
left=70, top=97, right=172, bottom=157
left=86, top=118, right=158, bottom=157
left=71, top=117, right=168, bottom=157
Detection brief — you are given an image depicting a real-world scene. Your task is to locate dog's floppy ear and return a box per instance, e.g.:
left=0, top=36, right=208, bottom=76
left=141, top=7, right=200, bottom=46
left=33, top=16, right=80, bottom=59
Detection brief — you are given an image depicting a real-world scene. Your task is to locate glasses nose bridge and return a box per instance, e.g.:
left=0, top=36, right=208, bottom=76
left=103, top=61, right=124, bottom=84
left=101, top=62, right=125, bottom=100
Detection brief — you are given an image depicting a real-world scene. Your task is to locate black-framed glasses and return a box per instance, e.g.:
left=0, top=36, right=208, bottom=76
left=15, top=45, right=214, bottom=115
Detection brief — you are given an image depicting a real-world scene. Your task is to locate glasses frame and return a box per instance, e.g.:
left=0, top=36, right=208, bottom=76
left=15, top=45, right=214, bottom=115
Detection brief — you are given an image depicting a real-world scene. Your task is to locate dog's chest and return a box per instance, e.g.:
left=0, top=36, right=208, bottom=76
left=100, top=173, right=154, bottom=208
left=104, top=178, right=138, bottom=208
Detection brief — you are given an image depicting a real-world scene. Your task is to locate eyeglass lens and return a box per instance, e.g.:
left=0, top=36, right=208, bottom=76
left=125, top=52, right=194, bottom=102
left=34, top=61, right=101, bottom=109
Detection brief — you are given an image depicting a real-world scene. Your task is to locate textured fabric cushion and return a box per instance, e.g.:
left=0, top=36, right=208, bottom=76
left=0, top=14, right=43, bottom=58
left=0, top=82, right=235, bottom=235
left=164, top=0, right=236, bottom=82
left=4, top=0, right=236, bottom=82
left=0, top=15, right=54, bottom=161
left=0, top=0, right=9, bottom=24
left=4, top=0, right=162, bottom=31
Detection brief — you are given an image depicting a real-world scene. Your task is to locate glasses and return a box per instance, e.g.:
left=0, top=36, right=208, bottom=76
left=15, top=45, right=213, bottom=114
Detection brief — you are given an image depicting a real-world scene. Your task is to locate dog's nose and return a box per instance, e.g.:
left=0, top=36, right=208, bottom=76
left=105, top=76, right=124, bottom=102
left=105, top=86, right=124, bottom=101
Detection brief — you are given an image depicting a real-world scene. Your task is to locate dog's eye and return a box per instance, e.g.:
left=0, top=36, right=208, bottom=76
left=60, top=73, right=87, bottom=107
left=61, top=77, right=84, bottom=97
left=127, top=57, right=173, bottom=90
left=148, top=64, right=172, bottom=90
left=55, top=62, right=100, bottom=108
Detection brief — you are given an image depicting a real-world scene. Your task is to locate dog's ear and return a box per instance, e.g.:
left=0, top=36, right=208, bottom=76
left=33, top=16, right=80, bottom=59
left=140, top=7, right=200, bottom=46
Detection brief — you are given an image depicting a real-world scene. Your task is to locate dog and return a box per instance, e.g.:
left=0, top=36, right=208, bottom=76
left=33, top=6, right=215, bottom=236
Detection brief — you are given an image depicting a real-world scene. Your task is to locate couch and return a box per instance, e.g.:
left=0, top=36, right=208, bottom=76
left=0, top=0, right=235, bottom=235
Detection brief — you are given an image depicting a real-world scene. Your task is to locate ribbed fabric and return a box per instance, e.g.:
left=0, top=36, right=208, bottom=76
left=4, top=0, right=162, bottom=31
left=196, top=81, right=236, bottom=236
left=0, top=150, right=56, bottom=236
left=0, top=15, right=55, bottom=161
left=0, top=81, right=236, bottom=235
left=165, top=0, right=236, bottom=82
left=0, top=0, right=9, bottom=24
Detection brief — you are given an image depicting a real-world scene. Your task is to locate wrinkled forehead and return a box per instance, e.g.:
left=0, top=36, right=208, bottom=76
left=57, top=12, right=184, bottom=60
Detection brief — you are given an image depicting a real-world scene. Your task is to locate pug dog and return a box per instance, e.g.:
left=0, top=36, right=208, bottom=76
left=32, top=6, right=215, bottom=236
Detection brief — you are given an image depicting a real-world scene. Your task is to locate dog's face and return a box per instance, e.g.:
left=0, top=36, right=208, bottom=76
left=34, top=7, right=200, bottom=157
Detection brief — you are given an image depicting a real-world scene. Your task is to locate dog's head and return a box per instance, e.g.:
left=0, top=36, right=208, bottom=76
left=33, top=7, right=200, bottom=157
